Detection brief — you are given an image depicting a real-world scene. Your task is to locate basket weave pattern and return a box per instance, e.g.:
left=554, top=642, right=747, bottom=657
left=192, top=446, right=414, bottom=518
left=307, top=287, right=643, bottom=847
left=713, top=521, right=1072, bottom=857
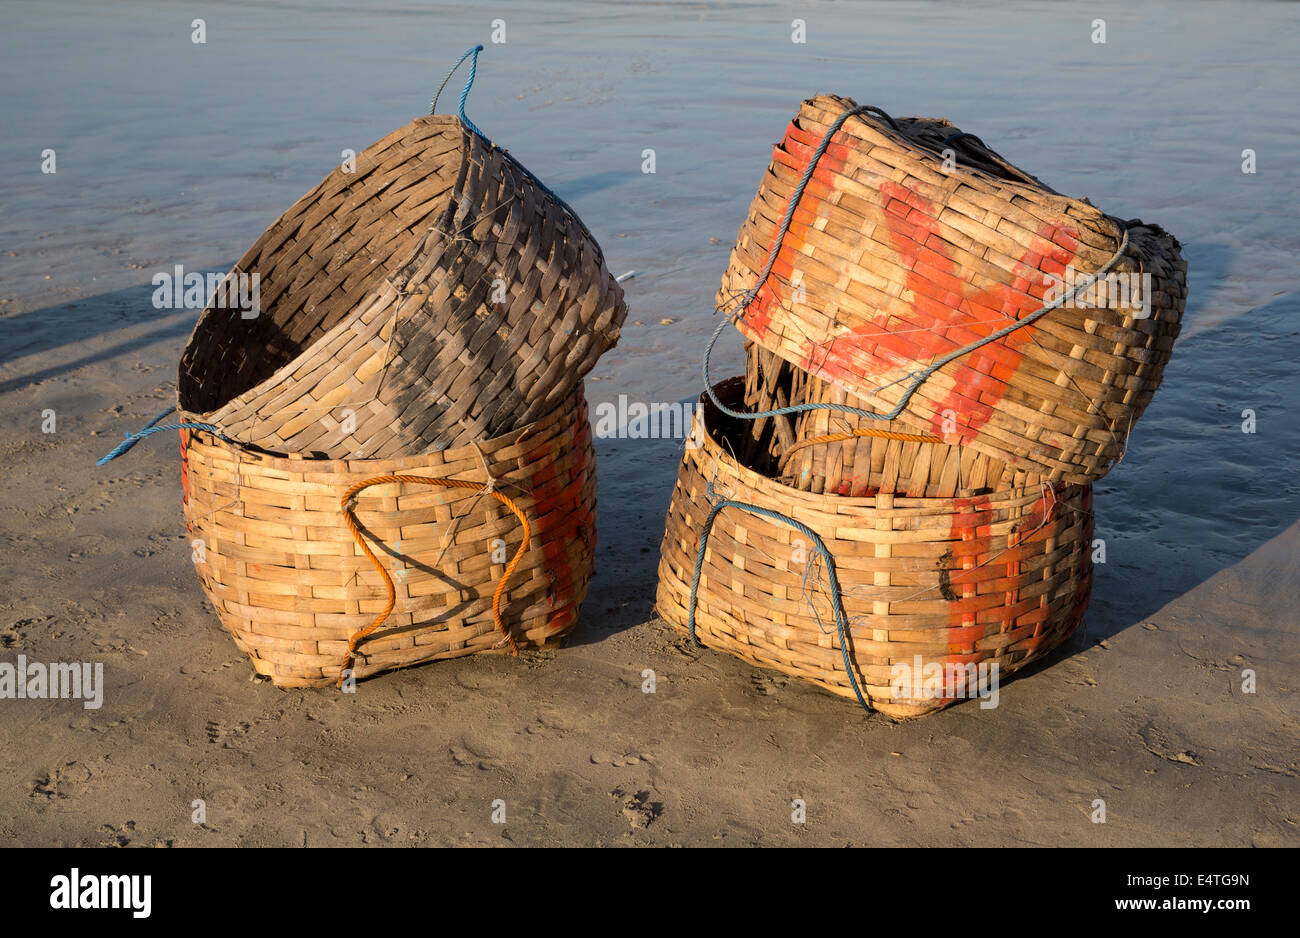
left=178, top=115, right=626, bottom=459
left=743, top=343, right=1043, bottom=498
left=717, top=94, right=1187, bottom=484
left=656, top=380, right=1093, bottom=718
left=181, top=386, right=596, bottom=687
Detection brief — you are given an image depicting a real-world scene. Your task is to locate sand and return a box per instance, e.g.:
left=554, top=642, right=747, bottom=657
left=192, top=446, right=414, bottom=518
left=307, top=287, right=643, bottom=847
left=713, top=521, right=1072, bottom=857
left=1, top=0, right=1297, bottom=846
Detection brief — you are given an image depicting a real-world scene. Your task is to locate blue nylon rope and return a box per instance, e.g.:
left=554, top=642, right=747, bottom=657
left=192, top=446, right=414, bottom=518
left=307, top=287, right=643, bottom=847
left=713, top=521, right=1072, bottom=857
left=456, top=45, right=485, bottom=138
left=686, top=496, right=871, bottom=713
left=431, top=45, right=483, bottom=122
left=708, top=101, right=1131, bottom=424
left=431, top=45, right=597, bottom=247
left=430, top=44, right=485, bottom=139
left=96, top=406, right=228, bottom=466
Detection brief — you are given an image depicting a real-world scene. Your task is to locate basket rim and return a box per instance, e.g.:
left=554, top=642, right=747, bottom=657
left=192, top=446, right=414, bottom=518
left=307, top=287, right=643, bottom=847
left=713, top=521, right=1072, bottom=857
left=793, top=92, right=1123, bottom=238
left=178, top=115, right=470, bottom=418
left=698, top=376, right=1061, bottom=512
left=178, top=112, right=620, bottom=409
left=797, top=97, right=1037, bottom=201
left=181, top=383, right=586, bottom=474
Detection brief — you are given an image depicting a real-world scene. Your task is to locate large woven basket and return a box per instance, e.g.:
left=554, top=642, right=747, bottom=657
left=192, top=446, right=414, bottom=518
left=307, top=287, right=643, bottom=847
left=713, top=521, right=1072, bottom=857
left=178, top=115, right=626, bottom=459
left=181, top=385, right=596, bottom=687
left=717, top=93, right=1186, bottom=485
left=656, top=378, right=1093, bottom=718
left=741, top=343, right=1044, bottom=497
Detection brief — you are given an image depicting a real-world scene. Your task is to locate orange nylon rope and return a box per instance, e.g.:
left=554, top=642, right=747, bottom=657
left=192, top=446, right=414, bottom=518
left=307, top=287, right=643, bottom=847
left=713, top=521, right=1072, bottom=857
left=779, top=426, right=944, bottom=466
left=337, top=474, right=531, bottom=687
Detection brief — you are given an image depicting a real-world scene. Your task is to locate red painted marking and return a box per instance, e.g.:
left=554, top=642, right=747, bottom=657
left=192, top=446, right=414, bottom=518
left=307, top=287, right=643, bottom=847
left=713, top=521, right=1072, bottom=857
left=179, top=429, right=192, bottom=533
left=524, top=400, right=596, bottom=635
left=923, top=489, right=1061, bottom=704
left=736, top=118, right=1082, bottom=444
left=800, top=181, right=1080, bottom=442
left=741, top=122, right=852, bottom=339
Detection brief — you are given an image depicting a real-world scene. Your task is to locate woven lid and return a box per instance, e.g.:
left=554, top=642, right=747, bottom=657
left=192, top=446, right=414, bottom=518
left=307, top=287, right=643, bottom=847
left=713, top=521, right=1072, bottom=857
left=717, top=93, right=1185, bottom=483
left=178, top=114, right=626, bottom=459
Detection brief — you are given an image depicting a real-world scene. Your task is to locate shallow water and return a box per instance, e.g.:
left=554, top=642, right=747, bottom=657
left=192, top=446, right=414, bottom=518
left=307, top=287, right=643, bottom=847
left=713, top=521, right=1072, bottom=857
left=1, top=0, right=1297, bottom=636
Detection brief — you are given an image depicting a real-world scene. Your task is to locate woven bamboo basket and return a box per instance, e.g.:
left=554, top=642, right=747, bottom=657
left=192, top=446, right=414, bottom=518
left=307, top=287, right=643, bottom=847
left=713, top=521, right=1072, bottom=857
left=717, top=93, right=1187, bottom=485
left=180, top=385, right=596, bottom=687
left=177, top=114, right=626, bottom=459
left=741, top=343, right=1045, bottom=497
left=656, top=378, right=1093, bottom=718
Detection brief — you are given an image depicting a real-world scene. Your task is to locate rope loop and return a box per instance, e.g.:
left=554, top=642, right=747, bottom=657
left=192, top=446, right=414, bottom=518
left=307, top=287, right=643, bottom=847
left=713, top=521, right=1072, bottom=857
left=431, top=44, right=486, bottom=138
left=687, top=498, right=870, bottom=713
left=337, top=472, right=530, bottom=686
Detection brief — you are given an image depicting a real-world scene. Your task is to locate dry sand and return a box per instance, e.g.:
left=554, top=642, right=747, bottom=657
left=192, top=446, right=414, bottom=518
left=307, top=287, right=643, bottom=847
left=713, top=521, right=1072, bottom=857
left=1, top=0, right=1297, bottom=846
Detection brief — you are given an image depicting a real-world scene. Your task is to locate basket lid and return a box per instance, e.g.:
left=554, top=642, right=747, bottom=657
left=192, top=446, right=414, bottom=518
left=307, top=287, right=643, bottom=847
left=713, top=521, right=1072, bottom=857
left=716, top=93, right=1136, bottom=452
left=178, top=114, right=626, bottom=459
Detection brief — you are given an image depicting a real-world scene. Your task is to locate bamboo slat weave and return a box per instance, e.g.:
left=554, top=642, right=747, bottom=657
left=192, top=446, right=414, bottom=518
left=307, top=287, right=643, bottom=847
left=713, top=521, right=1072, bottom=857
left=656, top=378, right=1093, bottom=718
left=181, top=386, right=596, bottom=688
left=718, top=94, right=1186, bottom=484
left=741, top=343, right=1045, bottom=498
left=178, top=115, right=626, bottom=459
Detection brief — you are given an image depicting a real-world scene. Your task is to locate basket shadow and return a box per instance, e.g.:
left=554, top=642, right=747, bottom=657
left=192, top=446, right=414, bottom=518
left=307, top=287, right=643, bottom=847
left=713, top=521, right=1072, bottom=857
left=549, top=170, right=632, bottom=201
left=1179, top=240, right=1234, bottom=322
left=0, top=270, right=244, bottom=396
left=1081, top=287, right=1300, bottom=640
left=562, top=406, right=699, bottom=647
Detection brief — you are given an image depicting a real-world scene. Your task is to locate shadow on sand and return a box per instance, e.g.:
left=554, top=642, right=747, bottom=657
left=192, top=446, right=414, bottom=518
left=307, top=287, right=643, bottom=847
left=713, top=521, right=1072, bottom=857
left=0, top=270, right=241, bottom=396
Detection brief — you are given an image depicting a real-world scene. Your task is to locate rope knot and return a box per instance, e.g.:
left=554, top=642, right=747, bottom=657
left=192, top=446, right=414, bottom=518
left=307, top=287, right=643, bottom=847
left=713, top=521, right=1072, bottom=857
left=704, top=475, right=732, bottom=507
left=1039, top=481, right=1059, bottom=524
left=472, top=441, right=498, bottom=494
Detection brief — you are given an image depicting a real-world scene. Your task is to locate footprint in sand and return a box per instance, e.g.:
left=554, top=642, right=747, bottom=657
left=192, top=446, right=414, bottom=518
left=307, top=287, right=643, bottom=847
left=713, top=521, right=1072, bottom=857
left=449, top=740, right=498, bottom=770
left=3, top=614, right=54, bottom=647
left=86, top=714, right=136, bottom=736
left=1138, top=721, right=1202, bottom=766
left=96, top=821, right=137, bottom=847
left=610, top=787, right=662, bottom=829
left=750, top=672, right=788, bottom=696
left=30, top=760, right=94, bottom=801
left=684, top=751, right=720, bottom=770
left=524, top=711, right=573, bottom=737
left=205, top=718, right=257, bottom=748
